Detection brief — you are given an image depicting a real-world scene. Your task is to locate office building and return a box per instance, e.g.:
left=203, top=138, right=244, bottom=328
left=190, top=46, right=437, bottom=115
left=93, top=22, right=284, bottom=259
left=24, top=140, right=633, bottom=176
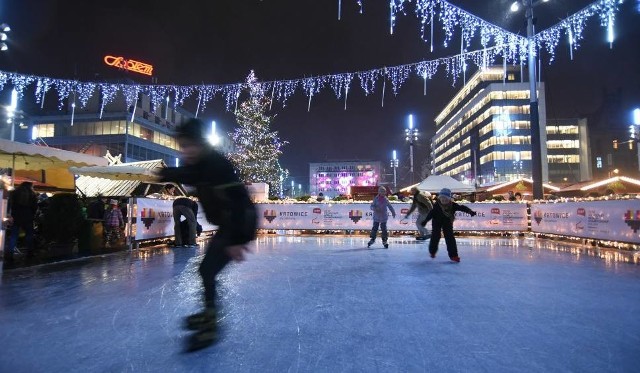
left=431, top=66, right=548, bottom=186
left=546, top=118, right=591, bottom=183
left=28, top=91, right=194, bottom=165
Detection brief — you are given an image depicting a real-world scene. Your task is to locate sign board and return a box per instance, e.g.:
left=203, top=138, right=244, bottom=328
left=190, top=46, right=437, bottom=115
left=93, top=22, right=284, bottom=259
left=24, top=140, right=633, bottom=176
left=104, top=55, right=153, bottom=76
left=135, top=198, right=216, bottom=240
left=255, top=203, right=527, bottom=231
left=530, top=200, right=640, bottom=244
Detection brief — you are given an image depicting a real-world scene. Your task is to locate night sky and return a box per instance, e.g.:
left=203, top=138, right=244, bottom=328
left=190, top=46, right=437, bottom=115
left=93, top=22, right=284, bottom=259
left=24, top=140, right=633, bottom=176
left=1, top=0, right=639, bottom=188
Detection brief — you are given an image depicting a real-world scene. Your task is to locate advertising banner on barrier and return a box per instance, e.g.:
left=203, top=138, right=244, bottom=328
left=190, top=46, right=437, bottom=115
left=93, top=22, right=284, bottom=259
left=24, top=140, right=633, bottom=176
left=135, top=198, right=217, bottom=240
left=134, top=200, right=527, bottom=240
left=256, top=203, right=527, bottom=232
left=530, top=200, right=640, bottom=244
left=451, top=203, right=528, bottom=231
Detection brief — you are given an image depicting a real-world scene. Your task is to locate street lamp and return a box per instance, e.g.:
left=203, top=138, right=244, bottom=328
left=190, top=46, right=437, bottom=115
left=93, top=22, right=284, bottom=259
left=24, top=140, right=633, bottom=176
left=0, top=23, right=10, bottom=52
left=630, top=108, right=640, bottom=172
left=404, top=114, right=418, bottom=184
left=7, top=88, right=17, bottom=141
left=390, top=150, right=399, bottom=191
left=511, top=0, right=548, bottom=200
left=208, top=120, right=220, bottom=146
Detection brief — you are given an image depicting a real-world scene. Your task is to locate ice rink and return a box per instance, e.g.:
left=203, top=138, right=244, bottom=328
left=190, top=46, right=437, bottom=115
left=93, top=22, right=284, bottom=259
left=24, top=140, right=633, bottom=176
left=1, top=235, right=639, bottom=372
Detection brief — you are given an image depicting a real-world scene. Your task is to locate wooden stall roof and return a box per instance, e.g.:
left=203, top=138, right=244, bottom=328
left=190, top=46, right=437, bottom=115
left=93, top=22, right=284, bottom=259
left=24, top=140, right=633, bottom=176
left=73, top=159, right=169, bottom=197
left=0, top=138, right=107, bottom=170
left=557, top=176, right=640, bottom=196
left=479, top=178, right=561, bottom=195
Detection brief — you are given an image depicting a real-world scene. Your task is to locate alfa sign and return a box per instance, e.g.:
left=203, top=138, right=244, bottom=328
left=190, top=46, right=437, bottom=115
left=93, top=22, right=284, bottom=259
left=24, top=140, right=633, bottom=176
left=104, top=55, right=153, bottom=76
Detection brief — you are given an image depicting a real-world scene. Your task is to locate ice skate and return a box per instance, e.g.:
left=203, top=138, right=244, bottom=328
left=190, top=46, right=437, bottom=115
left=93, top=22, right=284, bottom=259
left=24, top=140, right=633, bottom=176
left=185, top=326, right=217, bottom=352
left=450, top=256, right=460, bottom=263
left=383, top=241, right=389, bottom=249
left=184, top=308, right=216, bottom=331
left=367, top=239, right=374, bottom=248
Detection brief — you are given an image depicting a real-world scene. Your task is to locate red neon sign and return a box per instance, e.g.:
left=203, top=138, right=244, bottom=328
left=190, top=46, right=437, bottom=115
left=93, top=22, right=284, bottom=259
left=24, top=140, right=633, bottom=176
left=104, top=55, right=153, bottom=76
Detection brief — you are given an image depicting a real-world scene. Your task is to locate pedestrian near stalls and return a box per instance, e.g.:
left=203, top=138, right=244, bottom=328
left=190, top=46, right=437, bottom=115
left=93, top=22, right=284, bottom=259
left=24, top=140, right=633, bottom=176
left=421, top=188, right=477, bottom=262
left=103, top=199, right=124, bottom=248
left=367, top=186, right=396, bottom=249
left=6, top=182, right=38, bottom=263
left=172, top=196, right=198, bottom=248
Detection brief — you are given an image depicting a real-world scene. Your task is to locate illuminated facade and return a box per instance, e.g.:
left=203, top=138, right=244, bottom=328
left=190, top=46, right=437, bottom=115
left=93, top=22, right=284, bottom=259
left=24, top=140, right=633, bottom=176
left=546, top=118, right=591, bottom=183
left=29, top=92, right=193, bottom=165
left=309, top=161, right=381, bottom=198
left=431, top=66, right=548, bottom=186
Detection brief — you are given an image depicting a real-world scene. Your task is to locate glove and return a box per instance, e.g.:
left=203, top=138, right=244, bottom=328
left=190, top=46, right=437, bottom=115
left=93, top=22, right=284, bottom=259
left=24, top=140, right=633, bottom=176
left=470, top=211, right=477, bottom=217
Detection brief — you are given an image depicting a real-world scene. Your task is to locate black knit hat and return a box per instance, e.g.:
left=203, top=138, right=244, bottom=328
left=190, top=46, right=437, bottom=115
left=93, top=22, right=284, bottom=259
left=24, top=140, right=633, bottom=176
left=175, top=118, right=205, bottom=142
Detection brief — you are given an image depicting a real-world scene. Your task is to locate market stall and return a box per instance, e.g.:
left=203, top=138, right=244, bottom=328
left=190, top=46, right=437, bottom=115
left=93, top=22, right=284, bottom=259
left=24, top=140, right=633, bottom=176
left=478, top=178, right=561, bottom=201
left=1, top=139, right=108, bottom=260
left=415, top=175, right=475, bottom=194
left=0, top=138, right=107, bottom=190
left=556, top=176, right=640, bottom=198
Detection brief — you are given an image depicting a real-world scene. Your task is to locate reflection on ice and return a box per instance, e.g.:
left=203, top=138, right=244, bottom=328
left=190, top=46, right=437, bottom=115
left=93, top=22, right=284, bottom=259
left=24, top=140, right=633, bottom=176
left=1, top=235, right=638, bottom=372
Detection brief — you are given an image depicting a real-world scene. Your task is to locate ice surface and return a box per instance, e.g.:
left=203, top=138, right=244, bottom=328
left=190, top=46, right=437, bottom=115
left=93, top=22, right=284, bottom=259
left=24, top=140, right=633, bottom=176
left=1, top=236, right=639, bottom=372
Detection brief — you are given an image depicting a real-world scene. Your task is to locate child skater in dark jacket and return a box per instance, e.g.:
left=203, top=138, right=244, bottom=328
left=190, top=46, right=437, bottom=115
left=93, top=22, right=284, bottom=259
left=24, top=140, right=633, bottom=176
left=421, top=188, right=476, bottom=262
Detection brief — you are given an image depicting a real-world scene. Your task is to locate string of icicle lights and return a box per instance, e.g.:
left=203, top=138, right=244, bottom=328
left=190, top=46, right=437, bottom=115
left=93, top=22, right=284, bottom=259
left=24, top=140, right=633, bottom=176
left=0, top=0, right=623, bottom=116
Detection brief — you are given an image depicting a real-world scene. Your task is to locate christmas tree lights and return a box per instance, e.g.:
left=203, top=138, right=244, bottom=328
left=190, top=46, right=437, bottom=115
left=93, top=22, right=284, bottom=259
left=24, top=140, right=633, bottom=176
left=228, top=71, right=289, bottom=197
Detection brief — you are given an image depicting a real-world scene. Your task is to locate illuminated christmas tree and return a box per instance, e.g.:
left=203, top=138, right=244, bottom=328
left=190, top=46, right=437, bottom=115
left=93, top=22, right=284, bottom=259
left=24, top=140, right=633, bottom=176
left=228, top=71, right=289, bottom=197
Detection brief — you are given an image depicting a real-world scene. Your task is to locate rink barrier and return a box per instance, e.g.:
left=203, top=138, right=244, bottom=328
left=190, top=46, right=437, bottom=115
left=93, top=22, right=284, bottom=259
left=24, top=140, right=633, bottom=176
left=127, top=198, right=640, bottom=246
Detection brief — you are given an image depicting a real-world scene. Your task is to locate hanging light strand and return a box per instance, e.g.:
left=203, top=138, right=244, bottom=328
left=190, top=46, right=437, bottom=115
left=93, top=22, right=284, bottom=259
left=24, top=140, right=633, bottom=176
left=0, top=0, right=621, bottom=113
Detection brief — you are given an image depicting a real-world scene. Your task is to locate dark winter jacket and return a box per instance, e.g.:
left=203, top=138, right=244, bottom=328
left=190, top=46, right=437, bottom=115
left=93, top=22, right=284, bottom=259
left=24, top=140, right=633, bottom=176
left=173, top=197, right=198, bottom=216
left=159, top=147, right=256, bottom=244
left=8, top=185, right=38, bottom=222
left=421, top=200, right=475, bottom=227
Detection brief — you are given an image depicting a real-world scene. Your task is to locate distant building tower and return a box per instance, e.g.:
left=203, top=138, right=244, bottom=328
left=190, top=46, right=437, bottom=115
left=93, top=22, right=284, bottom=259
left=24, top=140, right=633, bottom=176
left=309, top=161, right=381, bottom=198
left=546, top=118, right=591, bottom=183
left=432, top=66, right=548, bottom=186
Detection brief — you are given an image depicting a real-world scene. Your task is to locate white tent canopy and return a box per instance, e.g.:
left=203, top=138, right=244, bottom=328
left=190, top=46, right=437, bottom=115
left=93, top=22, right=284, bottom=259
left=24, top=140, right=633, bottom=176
left=71, top=159, right=169, bottom=197
left=69, top=165, right=159, bottom=182
left=416, top=175, right=476, bottom=194
left=0, top=138, right=107, bottom=170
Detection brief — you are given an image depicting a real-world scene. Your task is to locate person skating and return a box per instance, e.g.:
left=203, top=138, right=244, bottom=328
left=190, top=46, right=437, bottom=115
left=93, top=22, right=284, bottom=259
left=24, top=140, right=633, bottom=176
left=368, top=186, right=396, bottom=249
left=402, top=187, right=433, bottom=240
left=158, top=119, right=257, bottom=352
left=421, top=188, right=476, bottom=262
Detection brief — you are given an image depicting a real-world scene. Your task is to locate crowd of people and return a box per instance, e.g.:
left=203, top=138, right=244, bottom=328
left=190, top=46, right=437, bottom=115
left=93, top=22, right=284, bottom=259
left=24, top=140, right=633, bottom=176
left=3, top=186, right=129, bottom=266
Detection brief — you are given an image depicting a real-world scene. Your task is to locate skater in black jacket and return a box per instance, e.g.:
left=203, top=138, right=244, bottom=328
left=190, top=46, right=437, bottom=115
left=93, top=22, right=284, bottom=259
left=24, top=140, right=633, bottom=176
left=158, top=119, right=257, bottom=352
left=421, top=188, right=476, bottom=262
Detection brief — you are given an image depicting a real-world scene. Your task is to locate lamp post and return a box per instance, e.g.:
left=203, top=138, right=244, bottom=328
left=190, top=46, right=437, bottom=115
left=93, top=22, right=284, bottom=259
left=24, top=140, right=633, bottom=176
left=630, top=108, right=640, bottom=172
left=0, top=23, right=10, bottom=52
left=7, top=88, right=17, bottom=141
left=208, top=120, right=220, bottom=146
left=511, top=0, right=548, bottom=199
left=404, top=114, right=418, bottom=185
left=390, top=150, right=399, bottom=191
